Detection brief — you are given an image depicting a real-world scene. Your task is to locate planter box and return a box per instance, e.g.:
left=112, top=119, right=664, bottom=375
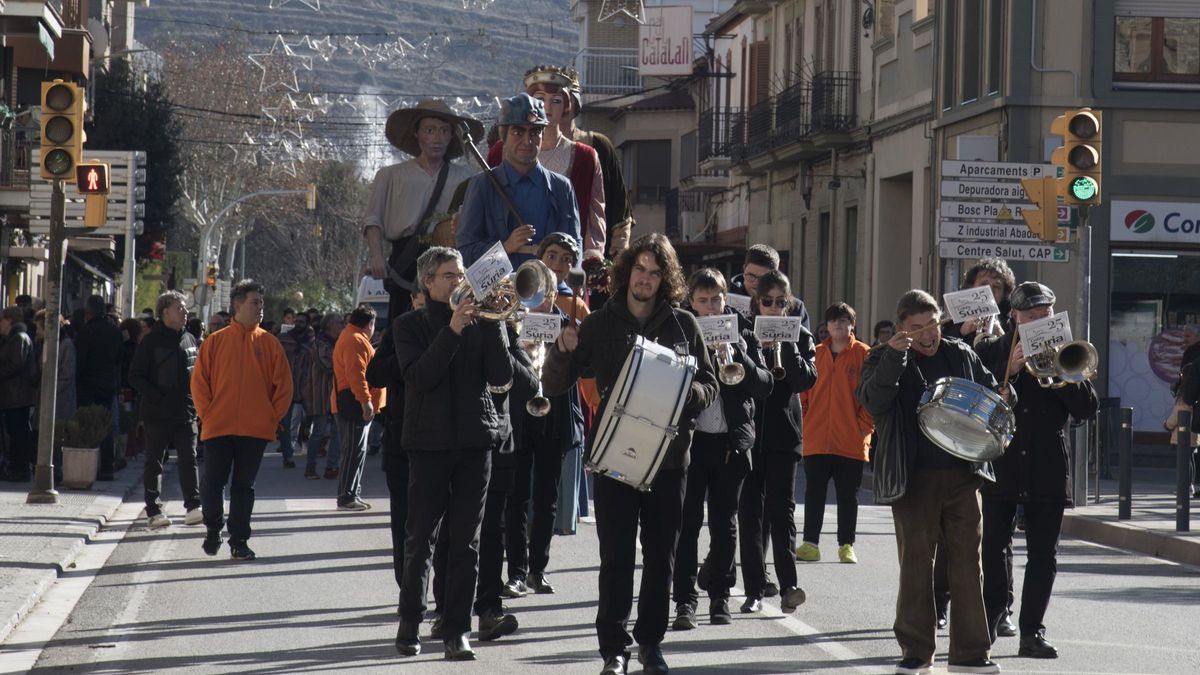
left=62, top=446, right=99, bottom=489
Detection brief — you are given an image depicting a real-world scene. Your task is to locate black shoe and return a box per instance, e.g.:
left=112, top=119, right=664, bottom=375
left=443, top=633, right=476, bottom=660
left=895, top=657, right=933, bottom=675
left=780, top=586, right=807, bottom=613
left=230, top=544, right=256, bottom=561
left=709, top=598, right=732, bottom=625
left=502, top=577, right=528, bottom=598
left=996, top=613, right=1017, bottom=637
left=429, top=614, right=444, bottom=640
left=1019, top=633, right=1059, bottom=659
left=671, top=602, right=697, bottom=630
left=947, top=658, right=1000, bottom=673
left=395, top=620, right=420, bottom=656
left=637, top=644, right=669, bottom=675
left=763, top=579, right=779, bottom=597
left=283, top=459, right=296, bottom=468
left=201, top=532, right=223, bottom=556
left=527, top=572, right=555, bottom=594
left=478, top=608, right=518, bottom=641
left=600, top=653, right=628, bottom=675
left=740, top=596, right=762, bottom=613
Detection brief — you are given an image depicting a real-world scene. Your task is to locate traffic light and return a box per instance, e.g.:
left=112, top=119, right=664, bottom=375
left=1050, top=108, right=1102, bottom=206
left=206, top=265, right=218, bottom=287
left=75, top=162, right=110, bottom=194
left=1019, top=176, right=1060, bottom=241
left=306, top=183, right=317, bottom=210
left=40, top=80, right=85, bottom=182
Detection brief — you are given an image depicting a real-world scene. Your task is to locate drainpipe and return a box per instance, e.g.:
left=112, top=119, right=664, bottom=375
left=1031, top=0, right=1080, bottom=98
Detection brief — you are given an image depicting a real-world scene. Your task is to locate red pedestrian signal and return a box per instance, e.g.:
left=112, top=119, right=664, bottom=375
left=76, top=162, right=111, bottom=194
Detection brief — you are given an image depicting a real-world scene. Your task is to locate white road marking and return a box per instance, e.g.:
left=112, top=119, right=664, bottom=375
left=0, top=500, right=143, bottom=675
left=285, top=498, right=341, bottom=512
left=101, top=530, right=176, bottom=661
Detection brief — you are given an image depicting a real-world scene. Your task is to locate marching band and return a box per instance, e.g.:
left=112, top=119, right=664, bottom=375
left=365, top=88, right=1096, bottom=675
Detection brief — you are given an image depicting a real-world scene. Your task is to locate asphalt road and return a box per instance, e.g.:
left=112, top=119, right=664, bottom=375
left=10, top=452, right=1200, bottom=674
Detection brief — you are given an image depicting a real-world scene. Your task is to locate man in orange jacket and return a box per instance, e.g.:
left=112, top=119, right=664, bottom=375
left=192, top=280, right=293, bottom=561
left=331, top=304, right=384, bottom=511
left=798, top=302, right=874, bottom=564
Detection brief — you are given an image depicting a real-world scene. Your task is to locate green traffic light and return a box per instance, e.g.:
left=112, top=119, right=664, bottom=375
left=1069, top=176, right=1098, bottom=201
left=43, top=148, right=73, bottom=175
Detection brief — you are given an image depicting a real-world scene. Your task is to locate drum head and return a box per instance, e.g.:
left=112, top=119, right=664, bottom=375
left=917, top=377, right=1011, bottom=462
left=918, top=406, right=1006, bottom=462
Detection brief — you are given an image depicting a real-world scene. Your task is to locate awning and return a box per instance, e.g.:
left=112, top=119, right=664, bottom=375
left=67, top=252, right=113, bottom=283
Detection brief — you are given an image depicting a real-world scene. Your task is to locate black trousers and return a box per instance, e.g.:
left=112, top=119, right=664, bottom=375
left=801, top=454, right=865, bottom=546
left=673, top=432, right=749, bottom=604
left=77, top=387, right=115, bottom=472
left=594, top=468, right=685, bottom=658
left=1, top=407, right=34, bottom=476
left=982, top=499, right=1065, bottom=640
left=506, top=432, right=566, bottom=580
left=434, top=465, right=514, bottom=616
left=739, top=452, right=799, bottom=598
left=398, top=449, right=491, bottom=637
left=200, top=435, right=267, bottom=545
left=143, top=421, right=200, bottom=516
left=384, top=453, right=409, bottom=590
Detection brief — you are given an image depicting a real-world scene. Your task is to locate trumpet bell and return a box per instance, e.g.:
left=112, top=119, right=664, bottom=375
left=514, top=259, right=557, bottom=310
left=1056, top=340, right=1099, bottom=384
left=719, top=362, right=745, bottom=386
left=526, top=396, right=551, bottom=417
left=450, top=259, right=557, bottom=323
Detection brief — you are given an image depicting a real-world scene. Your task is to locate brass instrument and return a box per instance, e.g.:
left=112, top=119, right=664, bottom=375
left=714, top=343, right=745, bottom=386
left=525, top=341, right=551, bottom=417
left=769, top=343, right=786, bottom=380
left=1023, top=340, right=1099, bottom=389
left=450, top=259, right=557, bottom=323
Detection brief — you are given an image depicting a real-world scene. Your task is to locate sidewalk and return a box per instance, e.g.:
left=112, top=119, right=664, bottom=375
left=1061, top=467, right=1200, bottom=567
left=0, top=459, right=144, bottom=645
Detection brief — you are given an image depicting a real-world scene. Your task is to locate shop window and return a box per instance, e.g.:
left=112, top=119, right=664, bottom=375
left=1115, top=16, right=1200, bottom=83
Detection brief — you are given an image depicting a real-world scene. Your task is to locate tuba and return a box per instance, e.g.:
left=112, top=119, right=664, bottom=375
left=450, top=259, right=557, bottom=323
left=1024, top=340, right=1099, bottom=388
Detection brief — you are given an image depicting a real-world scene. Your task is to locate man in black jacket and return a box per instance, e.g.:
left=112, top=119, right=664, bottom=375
left=0, top=308, right=36, bottom=482
left=671, top=269, right=772, bottom=630
left=128, top=291, right=201, bottom=529
left=543, top=233, right=719, bottom=675
left=856, top=289, right=1007, bottom=675
left=393, top=247, right=514, bottom=661
left=74, top=294, right=124, bottom=480
left=975, top=282, right=1098, bottom=660
left=728, top=244, right=811, bottom=331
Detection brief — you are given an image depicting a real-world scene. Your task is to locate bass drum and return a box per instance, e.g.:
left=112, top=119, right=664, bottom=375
left=588, top=335, right=697, bottom=491
left=917, top=377, right=1014, bottom=462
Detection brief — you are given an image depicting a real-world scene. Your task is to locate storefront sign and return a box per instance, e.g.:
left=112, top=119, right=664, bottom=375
left=639, top=6, right=694, bottom=77
left=1111, top=199, right=1200, bottom=243
left=938, top=241, right=1070, bottom=263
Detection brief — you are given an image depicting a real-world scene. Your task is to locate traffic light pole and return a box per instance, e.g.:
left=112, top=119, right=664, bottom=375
left=28, top=180, right=66, bottom=504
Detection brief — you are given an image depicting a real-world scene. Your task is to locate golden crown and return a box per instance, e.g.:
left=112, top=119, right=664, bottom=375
left=523, top=64, right=580, bottom=91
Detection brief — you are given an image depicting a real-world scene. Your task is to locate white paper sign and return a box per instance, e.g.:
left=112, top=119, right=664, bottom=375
left=943, top=286, right=1000, bottom=324
left=727, top=293, right=752, bottom=316
left=698, top=315, right=739, bottom=346
left=1018, top=312, right=1073, bottom=357
left=754, top=316, right=803, bottom=343
left=520, top=313, right=561, bottom=343
left=466, top=241, right=513, bottom=300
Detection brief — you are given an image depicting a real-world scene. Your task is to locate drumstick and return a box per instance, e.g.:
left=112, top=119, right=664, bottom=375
left=869, top=318, right=953, bottom=352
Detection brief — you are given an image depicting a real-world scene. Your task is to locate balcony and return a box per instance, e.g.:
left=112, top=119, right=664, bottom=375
left=573, top=48, right=641, bottom=101
left=698, top=107, right=739, bottom=169
left=0, top=125, right=35, bottom=210
left=727, top=74, right=859, bottom=171
left=810, top=71, right=859, bottom=142
left=5, top=1, right=91, bottom=74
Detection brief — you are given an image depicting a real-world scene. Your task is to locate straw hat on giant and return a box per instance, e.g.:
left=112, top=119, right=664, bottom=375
left=385, top=99, right=485, bottom=160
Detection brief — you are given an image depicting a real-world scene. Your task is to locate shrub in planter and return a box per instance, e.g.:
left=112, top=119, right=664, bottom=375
left=58, top=405, right=112, bottom=448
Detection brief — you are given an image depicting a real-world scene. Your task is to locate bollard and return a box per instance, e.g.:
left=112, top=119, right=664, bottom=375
left=1178, top=410, right=1191, bottom=533
left=1118, top=407, right=1133, bottom=520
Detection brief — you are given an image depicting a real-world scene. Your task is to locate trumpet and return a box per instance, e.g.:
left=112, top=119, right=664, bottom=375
left=713, top=343, right=745, bottom=385
left=450, top=259, right=557, bottom=323
left=1024, top=340, right=1098, bottom=389
left=769, top=343, right=786, bottom=380
left=525, top=341, right=551, bottom=417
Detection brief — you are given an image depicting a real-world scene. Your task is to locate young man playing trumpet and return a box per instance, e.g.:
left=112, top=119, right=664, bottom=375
left=856, top=290, right=1007, bottom=675
left=975, top=282, right=1098, bottom=660
left=672, top=269, right=773, bottom=630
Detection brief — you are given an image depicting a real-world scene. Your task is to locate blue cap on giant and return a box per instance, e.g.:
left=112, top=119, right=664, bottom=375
left=498, top=93, right=549, bottom=127
left=1009, top=281, right=1056, bottom=310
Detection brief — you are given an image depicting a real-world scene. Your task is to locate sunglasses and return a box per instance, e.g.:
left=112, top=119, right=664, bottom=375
left=760, top=297, right=789, bottom=308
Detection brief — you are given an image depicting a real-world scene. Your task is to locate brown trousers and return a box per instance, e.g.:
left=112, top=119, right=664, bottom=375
left=891, top=467, right=992, bottom=664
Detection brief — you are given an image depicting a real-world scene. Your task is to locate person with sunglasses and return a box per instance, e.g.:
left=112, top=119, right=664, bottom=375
left=458, top=93, right=582, bottom=268
left=738, top=271, right=818, bottom=615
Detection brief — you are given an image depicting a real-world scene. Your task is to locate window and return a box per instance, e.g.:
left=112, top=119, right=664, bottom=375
left=961, top=0, right=982, bottom=102
left=844, top=206, right=858, bottom=305
left=631, top=140, right=672, bottom=204
left=915, top=0, right=934, bottom=22
left=1116, top=16, right=1200, bottom=82
left=941, top=0, right=956, bottom=108
left=818, top=211, right=831, bottom=307
left=876, top=0, right=896, bottom=43
left=987, top=0, right=1003, bottom=94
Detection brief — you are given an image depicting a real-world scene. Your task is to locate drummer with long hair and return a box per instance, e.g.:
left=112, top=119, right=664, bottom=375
left=855, top=289, right=1009, bottom=675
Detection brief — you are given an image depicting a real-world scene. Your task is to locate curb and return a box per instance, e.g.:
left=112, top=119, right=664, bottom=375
left=1061, top=512, right=1200, bottom=567
left=0, top=466, right=143, bottom=645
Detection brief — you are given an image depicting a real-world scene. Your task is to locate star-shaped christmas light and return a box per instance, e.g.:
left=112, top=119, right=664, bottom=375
left=228, top=132, right=260, bottom=166
left=261, top=94, right=311, bottom=140
left=597, top=0, right=645, bottom=23
left=248, top=35, right=313, bottom=93
left=269, top=0, right=321, bottom=10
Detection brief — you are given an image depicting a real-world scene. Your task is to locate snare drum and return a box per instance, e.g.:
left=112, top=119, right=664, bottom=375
left=588, top=335, right=697, bottom=491
left=917, top=377, right=1014, bottom=462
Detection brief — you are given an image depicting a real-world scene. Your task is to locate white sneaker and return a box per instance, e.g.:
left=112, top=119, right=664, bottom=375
left=184, top=508, right=203, bottom=526
left=147, top=513, right=172, bottom=529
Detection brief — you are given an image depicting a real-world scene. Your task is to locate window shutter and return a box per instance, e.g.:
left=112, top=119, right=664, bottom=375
left=751, top=41, right=771, bottom=104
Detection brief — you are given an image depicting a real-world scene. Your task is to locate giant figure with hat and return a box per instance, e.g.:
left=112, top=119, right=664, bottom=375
left=364, top=100, right=483, bottom=319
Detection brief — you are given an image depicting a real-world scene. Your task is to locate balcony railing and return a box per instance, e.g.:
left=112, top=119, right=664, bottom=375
left=772, top=81, right=809, bottom=146
left=698, top=108, right=740, bottom=163
left=0, top=126, right=35, bottom=189
left=811, top=71, right=859, bottom=133
left=573, top=48, right=641, bottom=97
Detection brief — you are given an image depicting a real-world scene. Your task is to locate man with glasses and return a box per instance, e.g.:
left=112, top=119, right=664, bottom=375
left=729, top=245, right=812, bottom=331
left=365, top=100, right=481, bottom=319
left=457, top=93, right=581, bottom=267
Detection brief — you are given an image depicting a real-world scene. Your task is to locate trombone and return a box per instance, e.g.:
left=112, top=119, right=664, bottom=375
left=1024, top=340, right=1099, bottom=389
